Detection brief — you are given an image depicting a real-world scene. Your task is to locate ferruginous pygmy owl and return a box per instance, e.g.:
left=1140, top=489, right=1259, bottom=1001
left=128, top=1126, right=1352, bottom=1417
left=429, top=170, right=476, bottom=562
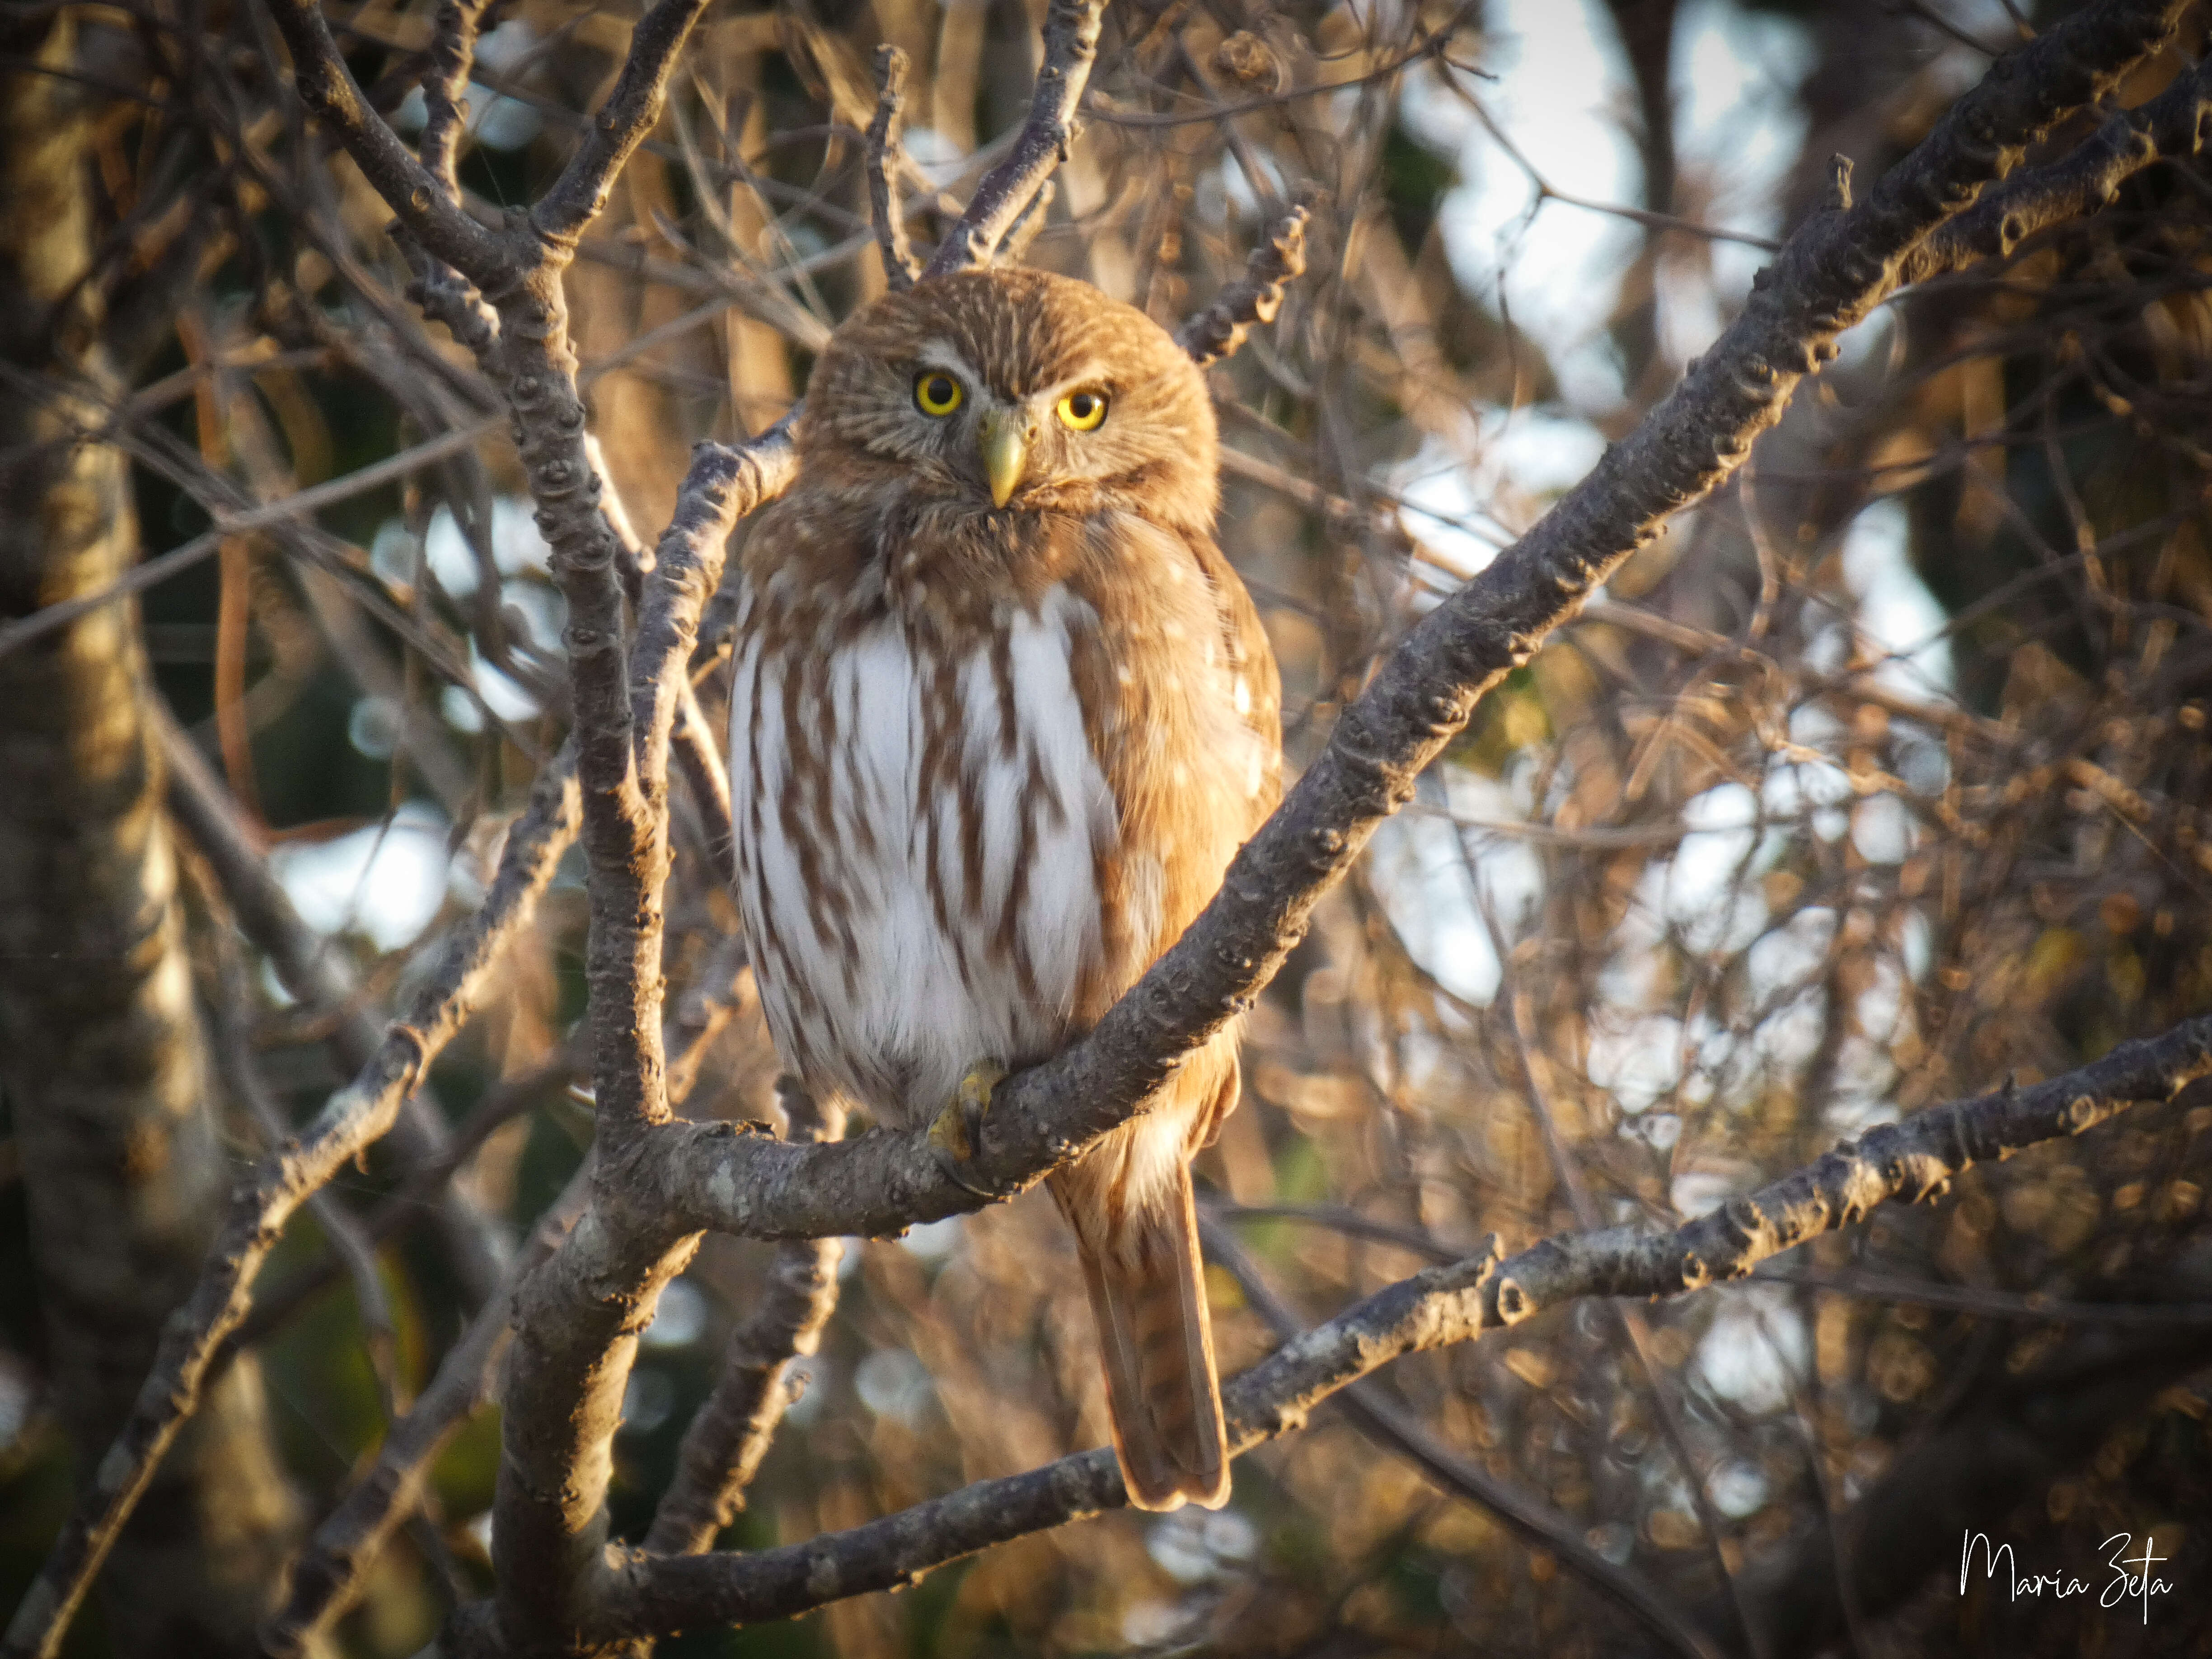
left=726, top=267, right=1282, bottom=1511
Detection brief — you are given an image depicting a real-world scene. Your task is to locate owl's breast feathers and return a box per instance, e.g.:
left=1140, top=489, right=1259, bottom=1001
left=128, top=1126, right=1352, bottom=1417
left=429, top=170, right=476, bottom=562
left=729, top=494, right=1280, bottom=1128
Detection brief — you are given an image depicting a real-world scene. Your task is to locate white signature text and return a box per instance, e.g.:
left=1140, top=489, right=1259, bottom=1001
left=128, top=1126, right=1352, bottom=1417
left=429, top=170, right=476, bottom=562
left=1958, top=1531, right=2176, bottom=1624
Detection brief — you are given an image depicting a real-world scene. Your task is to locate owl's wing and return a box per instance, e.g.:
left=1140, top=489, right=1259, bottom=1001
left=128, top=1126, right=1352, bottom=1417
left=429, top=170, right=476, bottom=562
left=1182, top=528, right=1285, bottom=828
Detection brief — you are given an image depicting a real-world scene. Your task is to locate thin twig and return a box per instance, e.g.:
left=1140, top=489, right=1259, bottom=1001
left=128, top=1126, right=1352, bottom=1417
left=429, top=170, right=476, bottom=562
left=163, top=712, right=513, bottom=1303
left=1500, top=979, right=1762, bottom=1659
left=218, top=1050, right=582, bottom=1363
left=202, top=911, right=404, bottom=1422
left=865, top=46, right=922, bottom=289
left=1176, top=196, right=1312, bottom=367
left=0, top=419, right=500, bottom=663
left=1200, top=1218, right=1725, bottom=1659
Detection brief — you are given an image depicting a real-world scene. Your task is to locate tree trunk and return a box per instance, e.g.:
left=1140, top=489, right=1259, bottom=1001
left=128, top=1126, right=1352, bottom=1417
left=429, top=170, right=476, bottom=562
left=0, top=16, right=308, bottom=1654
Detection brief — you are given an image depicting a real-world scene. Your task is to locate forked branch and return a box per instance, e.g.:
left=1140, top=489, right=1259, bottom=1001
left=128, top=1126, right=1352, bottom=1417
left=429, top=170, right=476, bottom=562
left=922, top=0, right=1105, bottom=276
left=583, top=1012, right=2212, bottom=1638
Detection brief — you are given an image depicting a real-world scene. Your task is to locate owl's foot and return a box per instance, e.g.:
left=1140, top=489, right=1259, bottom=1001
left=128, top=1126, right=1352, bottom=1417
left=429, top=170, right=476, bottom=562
left=929, top=1062, right=1007, bottom=1199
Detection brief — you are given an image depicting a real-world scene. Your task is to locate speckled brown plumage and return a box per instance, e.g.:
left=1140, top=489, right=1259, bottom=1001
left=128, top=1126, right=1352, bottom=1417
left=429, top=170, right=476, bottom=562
left=728, top=267, right=1281, bottom=1510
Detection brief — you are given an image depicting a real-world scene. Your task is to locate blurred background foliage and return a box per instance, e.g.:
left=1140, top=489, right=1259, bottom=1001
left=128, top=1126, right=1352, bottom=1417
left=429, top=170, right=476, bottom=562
left=4, top=0, right=2212, bottom=1654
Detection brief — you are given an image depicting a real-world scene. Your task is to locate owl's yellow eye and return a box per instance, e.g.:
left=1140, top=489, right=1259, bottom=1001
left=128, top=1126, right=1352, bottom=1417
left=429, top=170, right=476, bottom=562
left=1055, top=389, right=1108, bottom=432
left=914, top=372, right=964, bottom=417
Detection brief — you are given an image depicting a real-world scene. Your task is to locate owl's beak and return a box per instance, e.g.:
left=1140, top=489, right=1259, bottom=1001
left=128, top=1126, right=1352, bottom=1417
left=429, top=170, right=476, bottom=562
left=978, top=408, right=1031, bottom=508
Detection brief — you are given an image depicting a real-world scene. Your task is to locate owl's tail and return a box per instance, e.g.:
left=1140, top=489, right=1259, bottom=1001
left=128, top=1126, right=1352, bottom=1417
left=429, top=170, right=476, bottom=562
left=1059, top=1154, right=1230, bottom=1513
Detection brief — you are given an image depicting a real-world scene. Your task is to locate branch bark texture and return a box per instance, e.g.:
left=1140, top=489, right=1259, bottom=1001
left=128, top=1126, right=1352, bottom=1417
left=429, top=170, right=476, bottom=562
left=588, top=1012, right=2212, bottom=1640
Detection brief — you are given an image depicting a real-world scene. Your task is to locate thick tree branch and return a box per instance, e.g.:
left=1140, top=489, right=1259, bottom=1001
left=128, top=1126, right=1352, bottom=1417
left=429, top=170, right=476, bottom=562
left=1901, top=50, right=2212, bottom=283
left=484, top=426, right=796, bottom=1650
left=583, top=1011, right=2212, bottom=1640
left=921, top=0, right=1105, bottom=276
left=636, top=0, right=2191, bottom=1248
left=1, top=23, right=309, bottom=1642
left=1, top=750, right=582, bottom=1659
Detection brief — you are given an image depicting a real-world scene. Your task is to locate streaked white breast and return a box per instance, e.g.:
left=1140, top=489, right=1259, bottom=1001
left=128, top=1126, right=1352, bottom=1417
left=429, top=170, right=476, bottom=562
left=730, top=584, right=1115, bottom=1126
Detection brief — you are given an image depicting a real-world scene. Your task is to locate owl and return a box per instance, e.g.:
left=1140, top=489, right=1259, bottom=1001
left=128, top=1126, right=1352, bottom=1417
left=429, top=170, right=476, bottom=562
left=726, top=267, right=1282, bottom=1512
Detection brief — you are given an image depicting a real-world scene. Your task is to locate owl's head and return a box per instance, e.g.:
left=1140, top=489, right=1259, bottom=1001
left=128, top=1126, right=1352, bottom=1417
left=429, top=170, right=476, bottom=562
left=797, top=267, right=1217, bottom=530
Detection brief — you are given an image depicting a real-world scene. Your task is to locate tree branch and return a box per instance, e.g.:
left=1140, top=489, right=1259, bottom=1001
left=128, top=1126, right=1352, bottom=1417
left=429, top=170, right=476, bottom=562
left=162, top=710, right=512, bottom=1304
left=0, top=748, right=582, bottom=1659
left=1199, top=1217, right=1726, bottom=1659
left=258, top=1165, right=596, bottom=1659
left=260, top=0, right=510, bottom=281
left=642, top=1083, right=846, bottom=1557
left=532, top=0, right=715, bottom=248
left=586, top=1010, right=2212, bottom=1640
left=1176, top=196, right=1313, bottom=367
left=418, top=0, right=495, bottom=199
left=921, top=0, right=1105, bottom=277
left=866, top=46, right=923, bottom=290
left=482, top=425, right=796, bottom=1649
left=1900, top=49, right=2212, bottom=284
left=638, top=0, right=2193, bottom=1248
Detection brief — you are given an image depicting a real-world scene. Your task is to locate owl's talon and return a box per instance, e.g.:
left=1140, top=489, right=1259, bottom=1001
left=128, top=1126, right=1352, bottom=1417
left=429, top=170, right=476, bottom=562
left=929, top=1062, right=1007, bottom=1198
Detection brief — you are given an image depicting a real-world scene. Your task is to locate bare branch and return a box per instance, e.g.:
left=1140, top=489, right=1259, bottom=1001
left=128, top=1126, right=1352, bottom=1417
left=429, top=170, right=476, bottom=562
left=672, top=677, right=737, bottom=890
left=1176, top=196, right=1313, bottom=367
left=866, top=46, right=923, bottom=290
left=258, top=1167, right=595, bottom=1659
left=997, top=178, right=1054, bottom=266
left=259, top=0, right=510, bottom=281
left=205, top=942, right=404, bottom=1421
left=1901, top=49, right=2212, bottom=283
left=1199, top=1218, right=1726, bottom=1659
left=644, top=1083, right=846, bottom=1556
left=0, top=417, right=500, bottom=663
left=645, top=0, right=2193, bottom=1247
left=418, top=0, right=495, bottom=197
left=479, top=426, right=795, bottom=1649
left=533, top=0, right=717, bottom=248
left=589, top=1010, right=2212, bottom=1640
left=921, top=0, right=1105, bottom=277
left=0, top=750, right=582, bottom=1659
left=162, top=712, right=512, bottom=1303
